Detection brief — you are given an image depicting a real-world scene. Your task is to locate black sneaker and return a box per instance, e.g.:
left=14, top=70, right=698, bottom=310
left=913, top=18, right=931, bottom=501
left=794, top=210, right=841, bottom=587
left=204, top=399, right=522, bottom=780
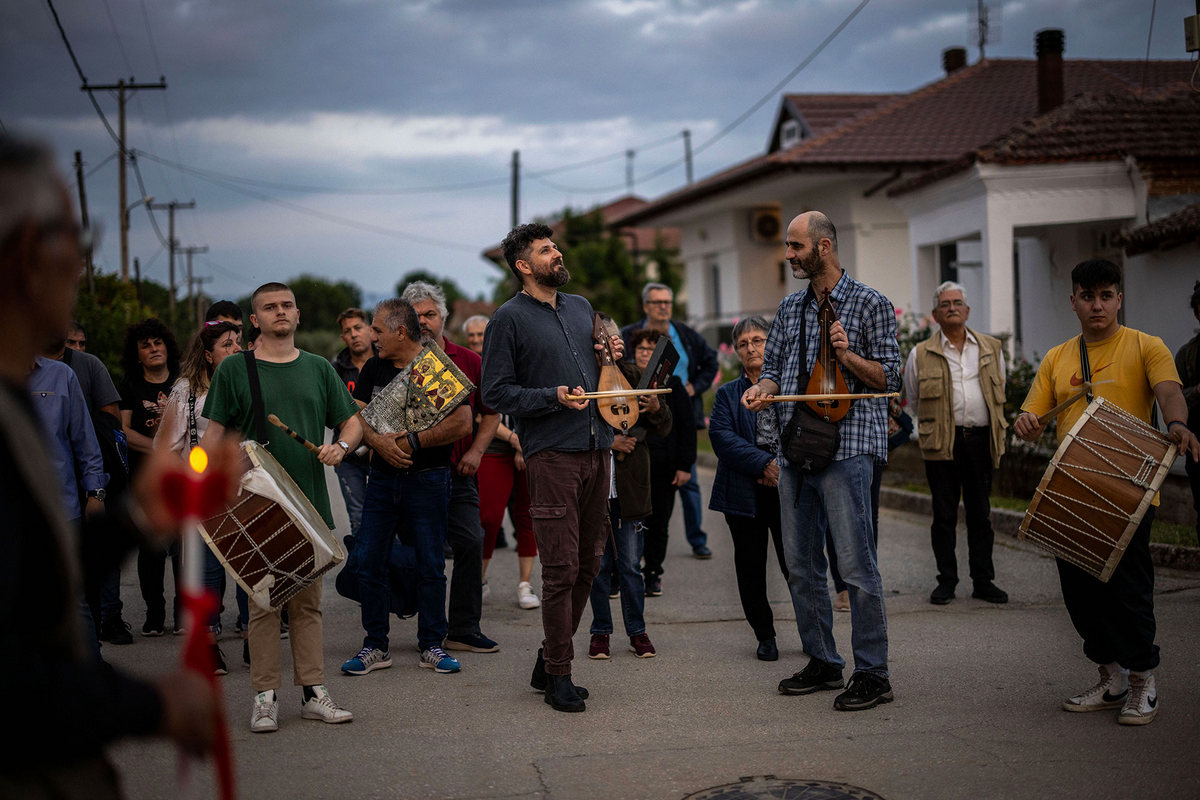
left=929, top=582, right=955, bottom=605
left=833, top=671, right=894, bottom=711
left=644, top=576, right=663, bottom=597
left=971, top=581, right=1009, bottom=604
left=778, top=658, right=844, bottom=695
left=100, top=616, right=133, bottom=645
left=142, top=616, right=165, bottom=637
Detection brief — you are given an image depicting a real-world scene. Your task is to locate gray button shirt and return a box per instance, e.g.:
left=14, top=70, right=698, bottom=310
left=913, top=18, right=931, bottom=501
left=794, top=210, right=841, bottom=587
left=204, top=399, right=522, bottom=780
left=481, top=291, right=613, bottom=460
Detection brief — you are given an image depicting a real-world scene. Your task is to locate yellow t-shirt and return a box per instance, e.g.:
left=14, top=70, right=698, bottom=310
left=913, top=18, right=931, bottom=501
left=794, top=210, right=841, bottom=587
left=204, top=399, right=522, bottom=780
left=1021, top=326, right=1180, bottom=444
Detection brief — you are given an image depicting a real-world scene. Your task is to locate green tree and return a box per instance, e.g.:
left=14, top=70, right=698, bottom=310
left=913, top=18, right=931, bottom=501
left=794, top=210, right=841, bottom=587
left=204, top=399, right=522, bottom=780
left=74, top=272, right=190, bottom=381
left=395, top=270, right=466, bottom=310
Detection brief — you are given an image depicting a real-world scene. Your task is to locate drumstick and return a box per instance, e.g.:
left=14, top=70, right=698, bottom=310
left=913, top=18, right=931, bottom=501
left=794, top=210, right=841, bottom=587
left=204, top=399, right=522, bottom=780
left=764, top=391, right=900, bottom=402
left=1036, top=380, right=1115, bottom=425
left=564, top=388, right=675, bottom=400
left=267, top=413, right=321, bottom=454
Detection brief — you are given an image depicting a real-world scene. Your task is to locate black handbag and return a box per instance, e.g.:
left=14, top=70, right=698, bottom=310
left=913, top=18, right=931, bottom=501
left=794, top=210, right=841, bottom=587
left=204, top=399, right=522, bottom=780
left=781, top=408, right=840, bottom=474
left=779, top=287, right=841, bottom=473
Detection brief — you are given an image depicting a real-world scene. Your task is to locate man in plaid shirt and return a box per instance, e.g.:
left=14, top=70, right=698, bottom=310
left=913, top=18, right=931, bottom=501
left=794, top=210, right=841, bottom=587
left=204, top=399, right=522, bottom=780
left=743, top=211, right=900, bottom=712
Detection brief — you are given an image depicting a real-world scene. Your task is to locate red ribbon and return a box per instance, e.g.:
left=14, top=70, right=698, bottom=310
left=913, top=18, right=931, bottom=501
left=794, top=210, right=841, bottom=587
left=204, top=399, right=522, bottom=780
left=179, top=588, right=236, bottom=800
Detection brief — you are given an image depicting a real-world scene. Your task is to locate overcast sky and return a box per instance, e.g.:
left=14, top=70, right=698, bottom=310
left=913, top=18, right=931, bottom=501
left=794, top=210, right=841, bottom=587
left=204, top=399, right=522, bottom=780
left=1, top=0, right=1191, bottom=309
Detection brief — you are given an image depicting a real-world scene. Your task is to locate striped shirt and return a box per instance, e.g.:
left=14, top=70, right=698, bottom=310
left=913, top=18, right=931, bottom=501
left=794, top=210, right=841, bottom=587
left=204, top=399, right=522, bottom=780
left=761, top=271, right=901, bottom=464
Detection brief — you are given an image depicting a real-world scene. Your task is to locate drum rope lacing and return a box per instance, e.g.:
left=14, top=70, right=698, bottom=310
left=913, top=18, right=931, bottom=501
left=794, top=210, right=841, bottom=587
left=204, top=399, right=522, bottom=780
left=1026, top=404, right=1171, bottom=572
left=209, top=495, right=318, bottom=606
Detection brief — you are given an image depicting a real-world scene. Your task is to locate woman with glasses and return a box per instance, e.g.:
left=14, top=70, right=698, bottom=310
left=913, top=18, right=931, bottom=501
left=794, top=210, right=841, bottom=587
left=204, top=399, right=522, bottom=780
left=708, top=316, right=789, bottom=661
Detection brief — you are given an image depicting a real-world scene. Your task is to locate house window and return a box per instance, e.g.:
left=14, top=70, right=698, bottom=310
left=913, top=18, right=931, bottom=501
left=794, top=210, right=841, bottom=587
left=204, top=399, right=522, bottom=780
left=938, top=242, right=958, bottom=284
left=709, top=258, right=722, bottom=318
left=780, top=119, right=802, bottom=150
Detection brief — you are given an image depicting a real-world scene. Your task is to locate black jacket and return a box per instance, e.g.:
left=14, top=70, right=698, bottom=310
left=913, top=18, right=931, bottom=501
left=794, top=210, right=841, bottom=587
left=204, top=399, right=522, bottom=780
left=620, top=317, right=718, bottom=428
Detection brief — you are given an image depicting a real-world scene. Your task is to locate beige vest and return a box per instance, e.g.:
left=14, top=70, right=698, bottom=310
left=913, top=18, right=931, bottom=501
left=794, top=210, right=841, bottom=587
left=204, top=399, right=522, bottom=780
left=913, top=328, right=1007, bottom=466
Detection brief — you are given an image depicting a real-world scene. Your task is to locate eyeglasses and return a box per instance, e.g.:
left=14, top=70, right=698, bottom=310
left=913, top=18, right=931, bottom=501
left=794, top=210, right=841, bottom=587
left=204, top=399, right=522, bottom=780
left=645, top=299, right=673, bottom=307
left=735, top=336, right=767, bottom=350
left=39, top=218, right=100, bottom=258
left=937, top=299, right=966, bottom=309
left=634, top=345, right=657, bottom=354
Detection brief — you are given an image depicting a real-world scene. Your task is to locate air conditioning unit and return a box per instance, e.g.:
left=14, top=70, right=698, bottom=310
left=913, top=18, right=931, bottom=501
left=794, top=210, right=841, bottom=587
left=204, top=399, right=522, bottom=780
left=750, top=207, right=782, bottom=243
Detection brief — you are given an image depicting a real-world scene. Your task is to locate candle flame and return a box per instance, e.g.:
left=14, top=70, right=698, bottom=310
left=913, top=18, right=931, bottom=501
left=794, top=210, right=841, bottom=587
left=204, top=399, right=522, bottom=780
left=189, top=446, right=208, bottom=474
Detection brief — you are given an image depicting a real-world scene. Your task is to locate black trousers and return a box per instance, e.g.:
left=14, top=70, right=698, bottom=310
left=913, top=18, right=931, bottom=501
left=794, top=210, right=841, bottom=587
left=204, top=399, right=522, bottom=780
left=137, top=540, right=181, bottom=627
left=924, top=426, right=995, bottom=587
left=1057, top=507, right=1159, bottom=672
left=1185, top=456, right=1200, bottom=539
left=642, top=460, right=678, bottom=580
left=723, top=484, right=787, bottom=642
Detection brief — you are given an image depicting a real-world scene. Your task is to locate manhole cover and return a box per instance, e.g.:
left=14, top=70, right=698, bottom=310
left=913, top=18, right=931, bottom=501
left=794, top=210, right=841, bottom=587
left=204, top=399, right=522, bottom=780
left=684, top=775, right=886, bottom=800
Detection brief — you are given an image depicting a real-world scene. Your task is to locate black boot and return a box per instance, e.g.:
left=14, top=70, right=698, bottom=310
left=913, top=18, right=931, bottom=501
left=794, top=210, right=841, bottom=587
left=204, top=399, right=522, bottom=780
left=530, top=647, right=588, bottom=698
left=544, top=673, right=586, bottom=712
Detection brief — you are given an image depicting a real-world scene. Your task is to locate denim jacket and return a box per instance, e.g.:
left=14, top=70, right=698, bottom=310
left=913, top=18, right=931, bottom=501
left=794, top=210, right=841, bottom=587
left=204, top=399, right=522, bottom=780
left=708, top=374, right=776, bottom=518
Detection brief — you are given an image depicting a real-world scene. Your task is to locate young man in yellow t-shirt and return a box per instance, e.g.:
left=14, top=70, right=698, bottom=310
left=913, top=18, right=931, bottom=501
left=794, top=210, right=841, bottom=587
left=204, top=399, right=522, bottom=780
left=1014, top=259, right=1200, bottom=728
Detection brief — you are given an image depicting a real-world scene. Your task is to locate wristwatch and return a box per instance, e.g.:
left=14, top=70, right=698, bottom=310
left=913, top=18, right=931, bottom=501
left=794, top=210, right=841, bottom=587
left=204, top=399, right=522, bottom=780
left=336, top=440, right=350, bottom=452
left=87, top=488, right=107, bottom=502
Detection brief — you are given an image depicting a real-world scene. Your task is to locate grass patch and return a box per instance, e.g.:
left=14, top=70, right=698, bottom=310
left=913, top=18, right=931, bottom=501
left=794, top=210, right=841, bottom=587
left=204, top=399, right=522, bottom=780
left=890, top=481, right=1197, bottom=547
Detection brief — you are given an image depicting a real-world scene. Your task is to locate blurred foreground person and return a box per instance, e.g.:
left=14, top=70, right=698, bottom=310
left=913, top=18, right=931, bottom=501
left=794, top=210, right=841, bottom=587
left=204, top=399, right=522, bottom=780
left=0, top=133, right=223, bottom=799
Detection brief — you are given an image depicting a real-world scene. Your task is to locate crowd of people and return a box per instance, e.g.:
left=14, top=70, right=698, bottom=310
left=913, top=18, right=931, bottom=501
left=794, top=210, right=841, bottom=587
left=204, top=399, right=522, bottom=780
left=6, top=132, right=1199, bottom=796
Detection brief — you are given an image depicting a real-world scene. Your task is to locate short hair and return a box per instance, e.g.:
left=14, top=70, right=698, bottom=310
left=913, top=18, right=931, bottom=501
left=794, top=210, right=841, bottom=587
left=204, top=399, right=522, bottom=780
left=120, top=317, right=181, bottom=379
left=731, top=315, right=770, bottom=344
left=337, top=307, right=369, bottom=329
left=0, top=135, right=61, bottom=257
left=1190, top=281, right=1200, bottom=316
left=805, top=211, right=838, bottom=253
left=180, top=320, right=241, bottom=393
left=641, top=282, right=673, bottom=304
left=1071, top=259, right=1122, bottom=293
left=68, top=319, right=86, bottom=335
left=629, top=327, right=663, bottom=350
left=400, top=280, right=448, bottom=321
left=204, top=299, right=243, bottom=323
left=374, top=298, right=420, bottom=342
left=500, top=222, right=555, bottom=279
left=247, top=326, right=261, bottom=347
left=250, top=282, right=292, bottom=312
left=461, top=314, right=489, bottom=333
left=933, top=281, right=968, bottom=309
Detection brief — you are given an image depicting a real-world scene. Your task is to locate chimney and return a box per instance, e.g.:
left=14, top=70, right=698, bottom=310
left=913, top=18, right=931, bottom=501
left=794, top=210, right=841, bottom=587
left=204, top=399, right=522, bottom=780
left=1036, top=28, right=1065, bottom=114
left=942, top=47, right=968, bottom=75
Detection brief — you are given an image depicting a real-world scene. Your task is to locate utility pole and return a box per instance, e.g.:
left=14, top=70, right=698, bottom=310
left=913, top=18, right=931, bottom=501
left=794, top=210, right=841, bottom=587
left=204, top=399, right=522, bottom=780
left=180, top=245, right=209, bottom=325
left=682, top=130, right=694, bottom=185
left=73, top=150, right=94, bottom=293
left=511, top=150, right=520, bottom=229
left=133, top=257, right=143, bottom=314
left=82, top=77, right=167, bottom=281
left=625, top=149, right=635, bottom=195
left=149, top=199, right=195, bottom=324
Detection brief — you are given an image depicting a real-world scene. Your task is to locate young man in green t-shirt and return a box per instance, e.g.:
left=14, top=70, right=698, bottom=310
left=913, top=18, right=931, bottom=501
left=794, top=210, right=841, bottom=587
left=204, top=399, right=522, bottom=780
left=202, top=282, right=362, bottom=734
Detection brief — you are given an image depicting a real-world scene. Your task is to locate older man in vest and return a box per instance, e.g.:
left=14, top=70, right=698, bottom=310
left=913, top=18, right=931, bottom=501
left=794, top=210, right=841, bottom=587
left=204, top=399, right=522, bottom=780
left=904, top=281, right=1009, bottom=606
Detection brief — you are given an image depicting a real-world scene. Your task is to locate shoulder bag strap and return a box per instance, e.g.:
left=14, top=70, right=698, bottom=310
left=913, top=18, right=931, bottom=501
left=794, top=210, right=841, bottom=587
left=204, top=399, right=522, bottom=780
left=243, top=351, right=269, bottom=444
left=1077, top=335, right=1092, bottom=403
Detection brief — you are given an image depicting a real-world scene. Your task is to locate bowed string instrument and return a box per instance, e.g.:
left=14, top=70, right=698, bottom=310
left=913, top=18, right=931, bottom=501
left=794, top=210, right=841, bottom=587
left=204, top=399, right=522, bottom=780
left=806, top=289, right=852, bottom=423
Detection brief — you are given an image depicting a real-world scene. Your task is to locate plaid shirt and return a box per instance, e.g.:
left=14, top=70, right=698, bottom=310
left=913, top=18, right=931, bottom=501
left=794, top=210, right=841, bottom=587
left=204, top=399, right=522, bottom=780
left=761, top=271, right=901, bottom=465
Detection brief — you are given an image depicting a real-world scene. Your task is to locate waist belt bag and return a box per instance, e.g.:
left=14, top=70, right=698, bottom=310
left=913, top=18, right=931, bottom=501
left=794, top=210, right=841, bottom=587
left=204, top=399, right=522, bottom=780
left=781, top=408, right=840, bottom=474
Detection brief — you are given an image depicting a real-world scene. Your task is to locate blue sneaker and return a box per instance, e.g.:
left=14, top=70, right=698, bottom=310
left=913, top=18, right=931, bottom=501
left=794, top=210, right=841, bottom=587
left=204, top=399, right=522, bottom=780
left=443, top=632, right=500, bottom=653
left=420, top=646, right=461, bottom=673
left=341, top=647, right=392, bottom=676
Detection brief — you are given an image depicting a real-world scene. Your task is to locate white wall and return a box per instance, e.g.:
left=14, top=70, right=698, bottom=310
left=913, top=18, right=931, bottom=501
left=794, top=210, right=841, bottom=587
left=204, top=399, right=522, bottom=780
left=1125, top=245, right=1200, bottom=355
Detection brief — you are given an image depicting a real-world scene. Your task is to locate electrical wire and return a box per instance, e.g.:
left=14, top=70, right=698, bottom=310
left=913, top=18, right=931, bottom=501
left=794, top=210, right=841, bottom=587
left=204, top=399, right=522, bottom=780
left=45, top=0, right=122, bottom=148
left=1141, top=0, right=1157, bottom=95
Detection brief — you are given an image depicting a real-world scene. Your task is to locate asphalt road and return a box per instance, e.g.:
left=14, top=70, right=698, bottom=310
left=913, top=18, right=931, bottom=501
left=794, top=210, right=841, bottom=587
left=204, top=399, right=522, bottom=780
left=104, top=466, right=1200, bottom=799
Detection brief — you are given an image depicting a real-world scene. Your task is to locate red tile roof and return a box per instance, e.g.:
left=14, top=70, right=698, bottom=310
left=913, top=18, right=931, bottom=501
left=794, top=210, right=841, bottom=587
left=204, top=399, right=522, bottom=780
left=781, top=93, right=895, bottom=140
left=616, top=56, right=1196, bottom=226
left=1116, top=202, right=1200, bottom=256
left=889, top=83, right=1200, bottom=196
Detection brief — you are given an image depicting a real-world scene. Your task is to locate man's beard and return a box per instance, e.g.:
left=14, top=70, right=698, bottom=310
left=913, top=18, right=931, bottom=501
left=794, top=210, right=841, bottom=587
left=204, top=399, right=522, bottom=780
left=790, top=248, right=824, bottom=281
left=533, top=262, right=570, bottom=288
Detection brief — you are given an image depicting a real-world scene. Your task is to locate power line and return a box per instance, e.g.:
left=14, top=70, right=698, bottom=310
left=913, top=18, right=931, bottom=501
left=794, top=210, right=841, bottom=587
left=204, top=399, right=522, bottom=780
left=45, top=0, right=122, bottom=147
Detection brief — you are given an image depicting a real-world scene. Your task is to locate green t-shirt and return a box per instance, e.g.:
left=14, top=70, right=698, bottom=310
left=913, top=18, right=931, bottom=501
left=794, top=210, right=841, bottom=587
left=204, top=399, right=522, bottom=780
left=203, top=350, right=358, bottom=528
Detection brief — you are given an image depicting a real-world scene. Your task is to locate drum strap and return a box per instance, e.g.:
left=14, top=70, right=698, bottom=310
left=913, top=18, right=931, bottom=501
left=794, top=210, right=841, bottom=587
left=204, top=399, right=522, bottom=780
left=244, top=351, right=270, bottom=444
left=1077, top=336, right=1093, bottom=403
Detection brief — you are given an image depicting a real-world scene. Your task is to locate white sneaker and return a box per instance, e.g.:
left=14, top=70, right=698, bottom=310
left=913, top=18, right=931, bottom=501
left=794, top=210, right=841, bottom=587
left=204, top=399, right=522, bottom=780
left=1062, top=662, right=1128, bottom=712
left=300, top=685, right=353, bottom=724
left=250, top=690, right=279, bottom=733
left=517, top=581, right=540, bottom=609
left=481, top=581, right=491, bottom=601
left=1118, top=671, right=1158, bottom=726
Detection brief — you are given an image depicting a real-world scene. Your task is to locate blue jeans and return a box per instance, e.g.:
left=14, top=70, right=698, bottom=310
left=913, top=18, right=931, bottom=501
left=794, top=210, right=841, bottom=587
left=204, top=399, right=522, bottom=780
left=679, top=463, right=707, bottom=548
left=357, top=467, right=451, bottom=652
left=779, top=455, right=888, bottom=677
left=589, top=512, right=647, bottom=637
left=335, top=457, right=369, bottom=537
